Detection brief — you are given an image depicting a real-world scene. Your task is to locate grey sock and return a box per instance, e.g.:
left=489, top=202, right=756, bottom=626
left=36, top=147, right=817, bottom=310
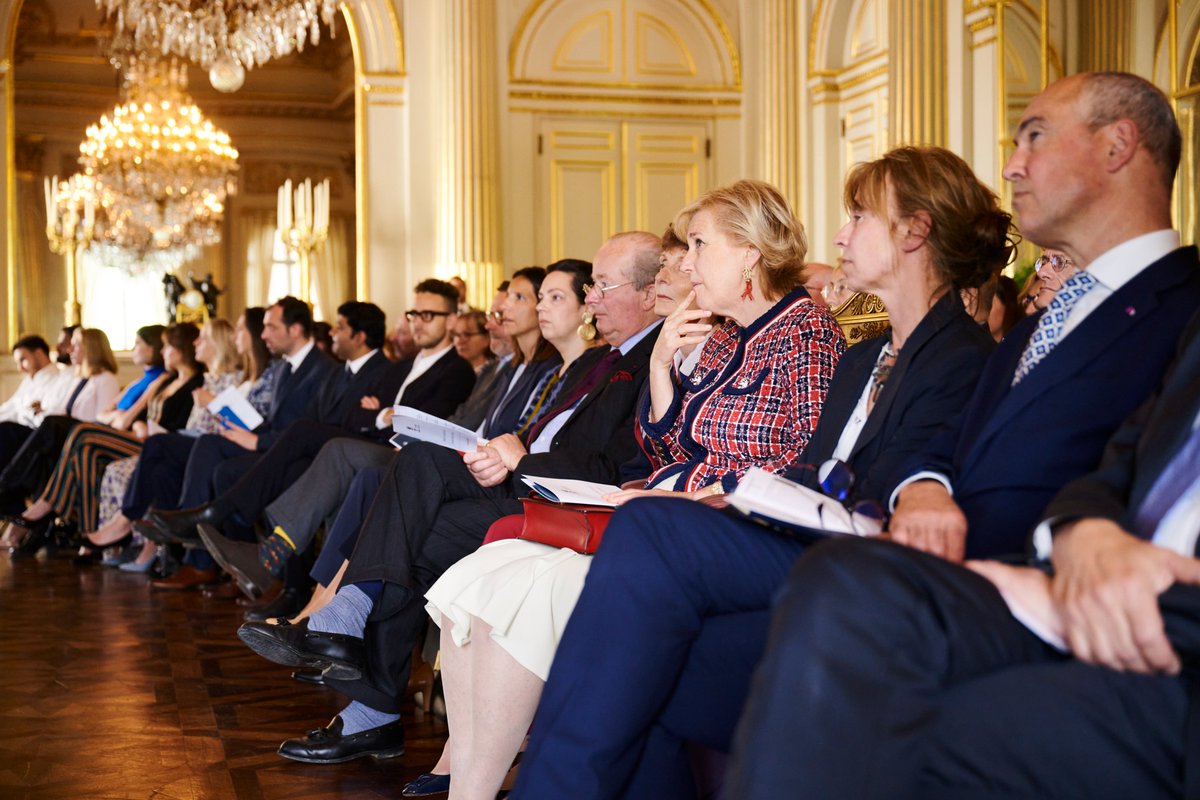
left=307, top=584, right=372, bottom=638
left=339, top=700, right=401, bottom=736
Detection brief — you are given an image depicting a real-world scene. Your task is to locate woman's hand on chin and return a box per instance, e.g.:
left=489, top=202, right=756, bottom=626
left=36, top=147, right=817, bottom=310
left=650, top=291, right=712, bottom=372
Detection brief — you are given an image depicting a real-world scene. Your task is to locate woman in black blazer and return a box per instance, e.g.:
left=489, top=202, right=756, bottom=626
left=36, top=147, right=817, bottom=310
left=512, top=146, right=1017, bottom=800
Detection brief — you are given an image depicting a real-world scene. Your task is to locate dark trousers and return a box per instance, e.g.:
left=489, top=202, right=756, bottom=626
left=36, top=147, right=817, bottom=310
left=514, top=499, right=805, bottom=800
left=0, top=421, right=34, bottom=513
left=310, top=465, right=387, bottom=586
left=221, top=419, right=367, bottom=524
left=724, top=536, right=1192, bottom=800
left=123, top=432, right=195, bottom=518
left=0, top=415, right=79, bottom=500
left=178, top=433, right=259, bottom=510
left=324, top=442, right=523, bottom=713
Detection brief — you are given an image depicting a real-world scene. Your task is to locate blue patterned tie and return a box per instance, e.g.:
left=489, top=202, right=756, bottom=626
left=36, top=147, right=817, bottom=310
left=1011, top=270, right=1098, bottom=385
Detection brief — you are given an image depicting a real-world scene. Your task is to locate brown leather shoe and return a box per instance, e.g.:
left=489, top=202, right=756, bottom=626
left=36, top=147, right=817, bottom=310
left=150, top=565, right=219, bottom=590
left=203, top=580, right=242, bottom=600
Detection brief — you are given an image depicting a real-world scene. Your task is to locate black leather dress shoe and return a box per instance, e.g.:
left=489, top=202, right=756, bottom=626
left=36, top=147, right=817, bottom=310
left=242, top=586, right=310, bottom=623
left=237, top=619, right=365, bottom=680
left=291, top=668, right=326, bottom=685
left=197, top=523, right=273, bottom=599
left=401, top=772, right=451, bottom=796
left=277, top=716, right=405, bottom=764
left=144, top=504, right=218, bottom=546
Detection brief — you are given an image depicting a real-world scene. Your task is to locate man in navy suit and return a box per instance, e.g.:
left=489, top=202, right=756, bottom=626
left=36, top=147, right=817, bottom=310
left=727, top=305, right=1200, bottom=800
left=887, top=71, right=1200, bottom=560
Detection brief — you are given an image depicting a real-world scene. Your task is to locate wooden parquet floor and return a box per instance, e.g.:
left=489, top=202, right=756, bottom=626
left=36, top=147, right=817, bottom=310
left=0, top=552, right=449, bottom=800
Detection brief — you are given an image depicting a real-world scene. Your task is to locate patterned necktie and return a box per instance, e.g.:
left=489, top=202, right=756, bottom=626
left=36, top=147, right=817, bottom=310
left=1131, top=422, right=1200, bottom=543
left=1011, top=270, right=1098, bottom=386
left=523, top=347, right=622, bottom=445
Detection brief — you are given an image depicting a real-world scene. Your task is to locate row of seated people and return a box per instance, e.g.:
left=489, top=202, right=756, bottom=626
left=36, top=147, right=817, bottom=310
left=4, top=67, right=1197, bottom=800
left=0, top=280, right=495, bottom=577
left=217, top=69, right=1197, bottom=800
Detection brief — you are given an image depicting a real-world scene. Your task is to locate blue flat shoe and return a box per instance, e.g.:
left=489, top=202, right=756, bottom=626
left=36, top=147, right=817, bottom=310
left=119, top=557, right=157, bottom=574
left=401, top=772, right=450, bottom=796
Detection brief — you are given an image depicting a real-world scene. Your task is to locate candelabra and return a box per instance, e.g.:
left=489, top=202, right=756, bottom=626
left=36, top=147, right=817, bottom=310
left=44, top=174, right=97, bottom=326
left=277, top=178, right=330, bottom=303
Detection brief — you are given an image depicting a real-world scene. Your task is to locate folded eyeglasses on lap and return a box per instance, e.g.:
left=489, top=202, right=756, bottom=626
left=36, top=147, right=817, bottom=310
left=813, top=458, right=887, bottom=535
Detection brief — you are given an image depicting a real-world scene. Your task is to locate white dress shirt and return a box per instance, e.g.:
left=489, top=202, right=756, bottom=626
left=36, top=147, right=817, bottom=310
left=0, top=362, right=66, bottom=426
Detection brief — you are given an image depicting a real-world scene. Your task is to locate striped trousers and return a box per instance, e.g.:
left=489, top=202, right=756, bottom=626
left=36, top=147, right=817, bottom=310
left=40, top=423, right=143, bottom=532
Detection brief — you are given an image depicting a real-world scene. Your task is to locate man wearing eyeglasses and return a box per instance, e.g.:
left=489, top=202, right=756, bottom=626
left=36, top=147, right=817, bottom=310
left=147, top=284, right=476, bottom=595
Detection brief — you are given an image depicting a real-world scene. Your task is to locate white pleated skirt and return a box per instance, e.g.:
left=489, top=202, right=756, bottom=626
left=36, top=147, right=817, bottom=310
left=425, top=538, right=593, bottom=680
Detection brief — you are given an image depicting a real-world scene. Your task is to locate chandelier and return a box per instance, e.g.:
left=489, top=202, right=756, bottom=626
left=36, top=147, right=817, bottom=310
left=78, top=56, right=239, bottom=274
left=97, top=0, right=339, bottom=93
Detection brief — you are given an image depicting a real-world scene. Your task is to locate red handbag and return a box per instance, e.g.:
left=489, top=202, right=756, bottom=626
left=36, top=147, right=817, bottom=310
left=517, top=494, right=614, bottom=554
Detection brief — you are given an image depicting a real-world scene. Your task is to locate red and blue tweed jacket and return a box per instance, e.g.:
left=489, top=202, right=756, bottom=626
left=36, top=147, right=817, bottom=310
left=638, top=286, right=845, bottom=492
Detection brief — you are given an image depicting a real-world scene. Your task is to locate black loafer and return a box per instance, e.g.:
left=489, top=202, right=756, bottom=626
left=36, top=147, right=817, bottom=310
left=402, top=772, right=451, bottom=796
left=291, top=668, right=326, bottom=686
left=237, top=618, right=365, bottom=680
left=277, top=716, right=405, bottom=764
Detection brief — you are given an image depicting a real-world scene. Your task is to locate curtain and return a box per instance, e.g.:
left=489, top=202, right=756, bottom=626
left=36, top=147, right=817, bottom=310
left=310, top=213, right=350, bottom=322
left=239, top=209, right=278, bottom=309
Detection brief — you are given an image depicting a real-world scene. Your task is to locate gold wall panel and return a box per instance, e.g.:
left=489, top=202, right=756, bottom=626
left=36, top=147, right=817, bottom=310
left=633, top=132, right=700, bottom=153
left=551, top=10, right=615, bottom=74
left=510, top=0, right=739, bottom=90
left=551, top=130, right=617, bottom=150
left=850, top=0, right=887, bottom=61
left=632, top=161, right=699, bottom=232
left=549, top=159, right=616, bottom=260
left=634, top=11, right=696, bottom=77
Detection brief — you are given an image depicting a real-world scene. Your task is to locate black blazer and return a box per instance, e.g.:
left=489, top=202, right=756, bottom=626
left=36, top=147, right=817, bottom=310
left=312, top=349, right=392, bottom=428
left=480, top=354, right=562, bottom=439
left=449, top=357, right=508, bottom=430
left=513, top=322, right=661, bottom=488
left=792, top=291, right=995, bottom=504
left=257, top=345, right=338, bottom=451
left=350, top=348, right=478, bottom=441
left=914, top=245, right=1200, bottom=558
left=1043, top=307, right=1200, bottom=543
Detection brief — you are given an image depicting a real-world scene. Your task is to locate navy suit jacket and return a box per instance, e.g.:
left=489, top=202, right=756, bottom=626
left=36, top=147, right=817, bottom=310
left=914, top=245, right=1200, bottom=558
left=257, top=345, right=338, bottom=451
left=311, top=349, right=391, bottom=431
left=1043, top=307, right=1200, bottom=544
left=794, top=291, right=995, bottom=504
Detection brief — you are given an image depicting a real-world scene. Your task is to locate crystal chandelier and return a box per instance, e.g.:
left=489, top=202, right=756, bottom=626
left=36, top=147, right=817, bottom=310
left=78, top=56, right=239, bottom=274
left=97, top=0, right=339, bottom=93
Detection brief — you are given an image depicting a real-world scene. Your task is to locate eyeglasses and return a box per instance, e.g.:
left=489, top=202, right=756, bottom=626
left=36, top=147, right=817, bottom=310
left=584, top=280, right=633, bottom=298
left=452, top=330, right=487, bottom=340
left=405, top=309, right=452, bottom=323
left=815, top=458, right=886, bottom=535
left=487, top=310, right=504, bottom=321
left=1034, top=253, right=1074, bottom=275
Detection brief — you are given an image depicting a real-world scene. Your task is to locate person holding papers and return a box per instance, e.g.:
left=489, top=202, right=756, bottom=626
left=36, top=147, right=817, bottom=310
left=84, top=309, right=276, bottom=553
left=235, top=232, right=662, bottom=766
left=0, top=335, right=66, bottom=521
left=193, top=264, right=588, bottom=609
left=513, top=149, right=1012, bottom=799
